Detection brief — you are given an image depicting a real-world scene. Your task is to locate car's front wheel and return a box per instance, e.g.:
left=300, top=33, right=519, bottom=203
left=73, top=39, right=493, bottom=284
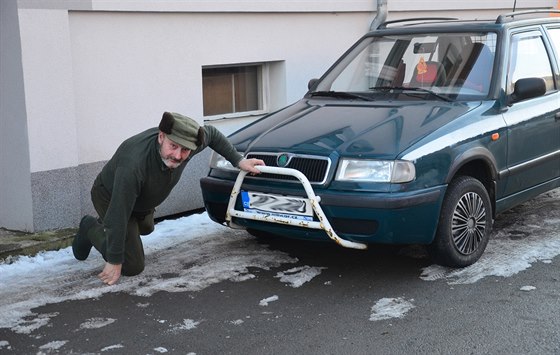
left=428, top=176, right=493, bottom=267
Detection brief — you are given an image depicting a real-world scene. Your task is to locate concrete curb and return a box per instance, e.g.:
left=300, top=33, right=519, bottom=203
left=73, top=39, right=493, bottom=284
left=0, top=228, right=76, bottom=262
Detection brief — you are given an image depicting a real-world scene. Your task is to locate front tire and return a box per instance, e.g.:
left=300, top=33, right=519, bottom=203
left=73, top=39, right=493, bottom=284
left=429, top=176, right=493, bottom=267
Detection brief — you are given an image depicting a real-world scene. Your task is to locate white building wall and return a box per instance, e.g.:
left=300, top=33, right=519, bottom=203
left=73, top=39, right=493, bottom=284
left=19, top=9, right=79, bottom=172
left=1, top=0, right=558, bottom=231
left=68, top=11, right=375, bottom=163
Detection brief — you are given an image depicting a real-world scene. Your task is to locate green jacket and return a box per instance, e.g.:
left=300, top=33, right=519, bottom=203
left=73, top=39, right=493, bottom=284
left=93, top=125, right=243, bottom=264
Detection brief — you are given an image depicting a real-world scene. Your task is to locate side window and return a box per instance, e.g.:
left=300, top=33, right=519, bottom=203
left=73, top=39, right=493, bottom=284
left=507, top=32, right=555, bottom=95
left=546, top=27, right=560, bottom=67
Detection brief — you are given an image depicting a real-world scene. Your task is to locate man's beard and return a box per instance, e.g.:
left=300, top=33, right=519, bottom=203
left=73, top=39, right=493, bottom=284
left=161, top=157, right=183, bottom=169
left=160, top=150, right=184, bottom=169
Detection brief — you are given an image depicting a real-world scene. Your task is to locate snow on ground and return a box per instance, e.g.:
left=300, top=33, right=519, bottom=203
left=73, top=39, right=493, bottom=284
left=0, top=213, right=298, bottom=332
left=100, top=344, right=124, bottom=352
left=369, top=298, right=415, bottom=321
left=38, top=340, right=67, bottom=352
left=420, top=189, right=560, bottom=284
left=0, top=188, right=558, bottom=333
left=79, top=317, right=116, bottom=330
left=259, top=295, right=279, bottom=306
left=168, top=319, right=200, bottom=332
left=368, top=207, right=559, bottom=321
left=274, top=266, right=327, bottom=288
left=0, top=340, right=11, bottom=350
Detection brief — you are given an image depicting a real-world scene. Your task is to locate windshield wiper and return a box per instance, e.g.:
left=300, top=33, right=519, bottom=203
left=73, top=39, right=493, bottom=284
left=370, top=86, right=453, bottom=102
left=309, top=91, right=374, bottom=101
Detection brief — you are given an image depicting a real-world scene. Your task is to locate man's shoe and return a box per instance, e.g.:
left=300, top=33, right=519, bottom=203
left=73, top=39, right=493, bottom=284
left=72, top=215, right=97, bottom=261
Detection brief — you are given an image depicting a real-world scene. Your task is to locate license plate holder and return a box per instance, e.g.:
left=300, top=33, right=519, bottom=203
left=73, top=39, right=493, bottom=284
left=241, top=190, right=313, bottom=221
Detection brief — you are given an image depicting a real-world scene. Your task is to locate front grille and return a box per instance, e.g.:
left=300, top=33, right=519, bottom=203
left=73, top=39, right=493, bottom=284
left=246, top=152, right=330, bottom=184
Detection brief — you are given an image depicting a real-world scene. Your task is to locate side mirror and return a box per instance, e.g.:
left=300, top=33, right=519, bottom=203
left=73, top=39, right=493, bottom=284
left=308, top=78, right=319, bottom=91
left=509, top=77, right=546, bottom=105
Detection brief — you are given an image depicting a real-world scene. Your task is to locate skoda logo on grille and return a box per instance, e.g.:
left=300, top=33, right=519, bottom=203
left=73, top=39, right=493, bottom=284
left=277, top=154, right=290, bottom=167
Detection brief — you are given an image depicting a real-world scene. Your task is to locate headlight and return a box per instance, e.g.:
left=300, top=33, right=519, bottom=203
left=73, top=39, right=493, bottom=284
left=209, top=152, right=239, bottom=171
left=335, top=159, right=415, bottom=183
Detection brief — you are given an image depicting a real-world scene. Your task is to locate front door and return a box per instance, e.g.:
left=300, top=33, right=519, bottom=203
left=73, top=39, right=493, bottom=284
left=501, top=29, right=560, bottom=197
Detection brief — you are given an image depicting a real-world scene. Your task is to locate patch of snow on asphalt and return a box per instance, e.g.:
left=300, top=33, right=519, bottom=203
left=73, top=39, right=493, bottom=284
left=101, top=344, right=124, bottom=352
left=275, top=265, right=326, bottom=288
left=259, top=295, right=279, bottom=306
left=169, top=319, right=201, bottom=332
left=79, top=317, right=116, bottom=330
left=369, top=298, right=415, bottom=321
left=38, top=340, right=68, bottom=352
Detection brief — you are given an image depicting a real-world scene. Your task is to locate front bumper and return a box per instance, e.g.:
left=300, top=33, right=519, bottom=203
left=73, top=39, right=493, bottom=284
left=200, top=175, right=446, bottom=245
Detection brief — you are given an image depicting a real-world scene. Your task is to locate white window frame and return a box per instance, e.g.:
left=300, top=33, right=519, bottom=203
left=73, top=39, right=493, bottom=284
left=202, top=62, right=270, bottom=121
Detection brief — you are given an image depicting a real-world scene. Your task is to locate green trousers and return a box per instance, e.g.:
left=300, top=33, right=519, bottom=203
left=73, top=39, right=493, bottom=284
left=88, top=182, right=155, bottom=276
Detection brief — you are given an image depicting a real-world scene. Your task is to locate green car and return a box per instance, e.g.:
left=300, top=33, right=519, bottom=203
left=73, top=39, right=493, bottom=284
left=201, top=11, right=560, bottom=267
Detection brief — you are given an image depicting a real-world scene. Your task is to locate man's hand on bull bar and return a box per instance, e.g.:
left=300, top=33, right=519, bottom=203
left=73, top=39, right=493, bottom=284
left=238, top=158, right=266, bottom=175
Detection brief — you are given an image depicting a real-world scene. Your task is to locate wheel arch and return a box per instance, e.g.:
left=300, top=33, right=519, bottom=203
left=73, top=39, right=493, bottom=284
left=445, top=147, right=499, bottom=217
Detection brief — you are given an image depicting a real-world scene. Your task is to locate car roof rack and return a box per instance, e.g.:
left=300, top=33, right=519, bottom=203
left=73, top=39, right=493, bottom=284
left=496, top=9, right=560, bottom=24
left=378, top=17, right=458, bottom=29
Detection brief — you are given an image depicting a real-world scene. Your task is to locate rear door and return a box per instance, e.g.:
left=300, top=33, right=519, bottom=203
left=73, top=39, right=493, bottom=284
left=501, top=27, right=560, bottom=197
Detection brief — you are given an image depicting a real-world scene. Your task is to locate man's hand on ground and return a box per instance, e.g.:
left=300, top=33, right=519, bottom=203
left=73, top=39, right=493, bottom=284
left=98, top=262, right=122, bottom=285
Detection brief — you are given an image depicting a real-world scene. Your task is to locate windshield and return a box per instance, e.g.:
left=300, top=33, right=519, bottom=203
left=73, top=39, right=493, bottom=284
left=311, top=32, right=497, bottom=100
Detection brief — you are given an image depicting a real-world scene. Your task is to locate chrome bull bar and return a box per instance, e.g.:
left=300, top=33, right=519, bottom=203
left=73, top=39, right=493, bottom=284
left=226, top=166, right=367, bottom=250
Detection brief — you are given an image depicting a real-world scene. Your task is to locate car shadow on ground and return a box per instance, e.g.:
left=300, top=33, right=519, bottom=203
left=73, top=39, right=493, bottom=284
left=250, top=231, right=432, bottom=270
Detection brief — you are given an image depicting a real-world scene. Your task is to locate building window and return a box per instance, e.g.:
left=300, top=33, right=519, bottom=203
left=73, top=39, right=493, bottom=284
left=202, top=64, right=266, bottom=118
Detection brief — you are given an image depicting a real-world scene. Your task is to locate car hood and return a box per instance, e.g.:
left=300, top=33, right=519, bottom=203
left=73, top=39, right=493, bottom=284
left=229, top=99, right=480, bottom=159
